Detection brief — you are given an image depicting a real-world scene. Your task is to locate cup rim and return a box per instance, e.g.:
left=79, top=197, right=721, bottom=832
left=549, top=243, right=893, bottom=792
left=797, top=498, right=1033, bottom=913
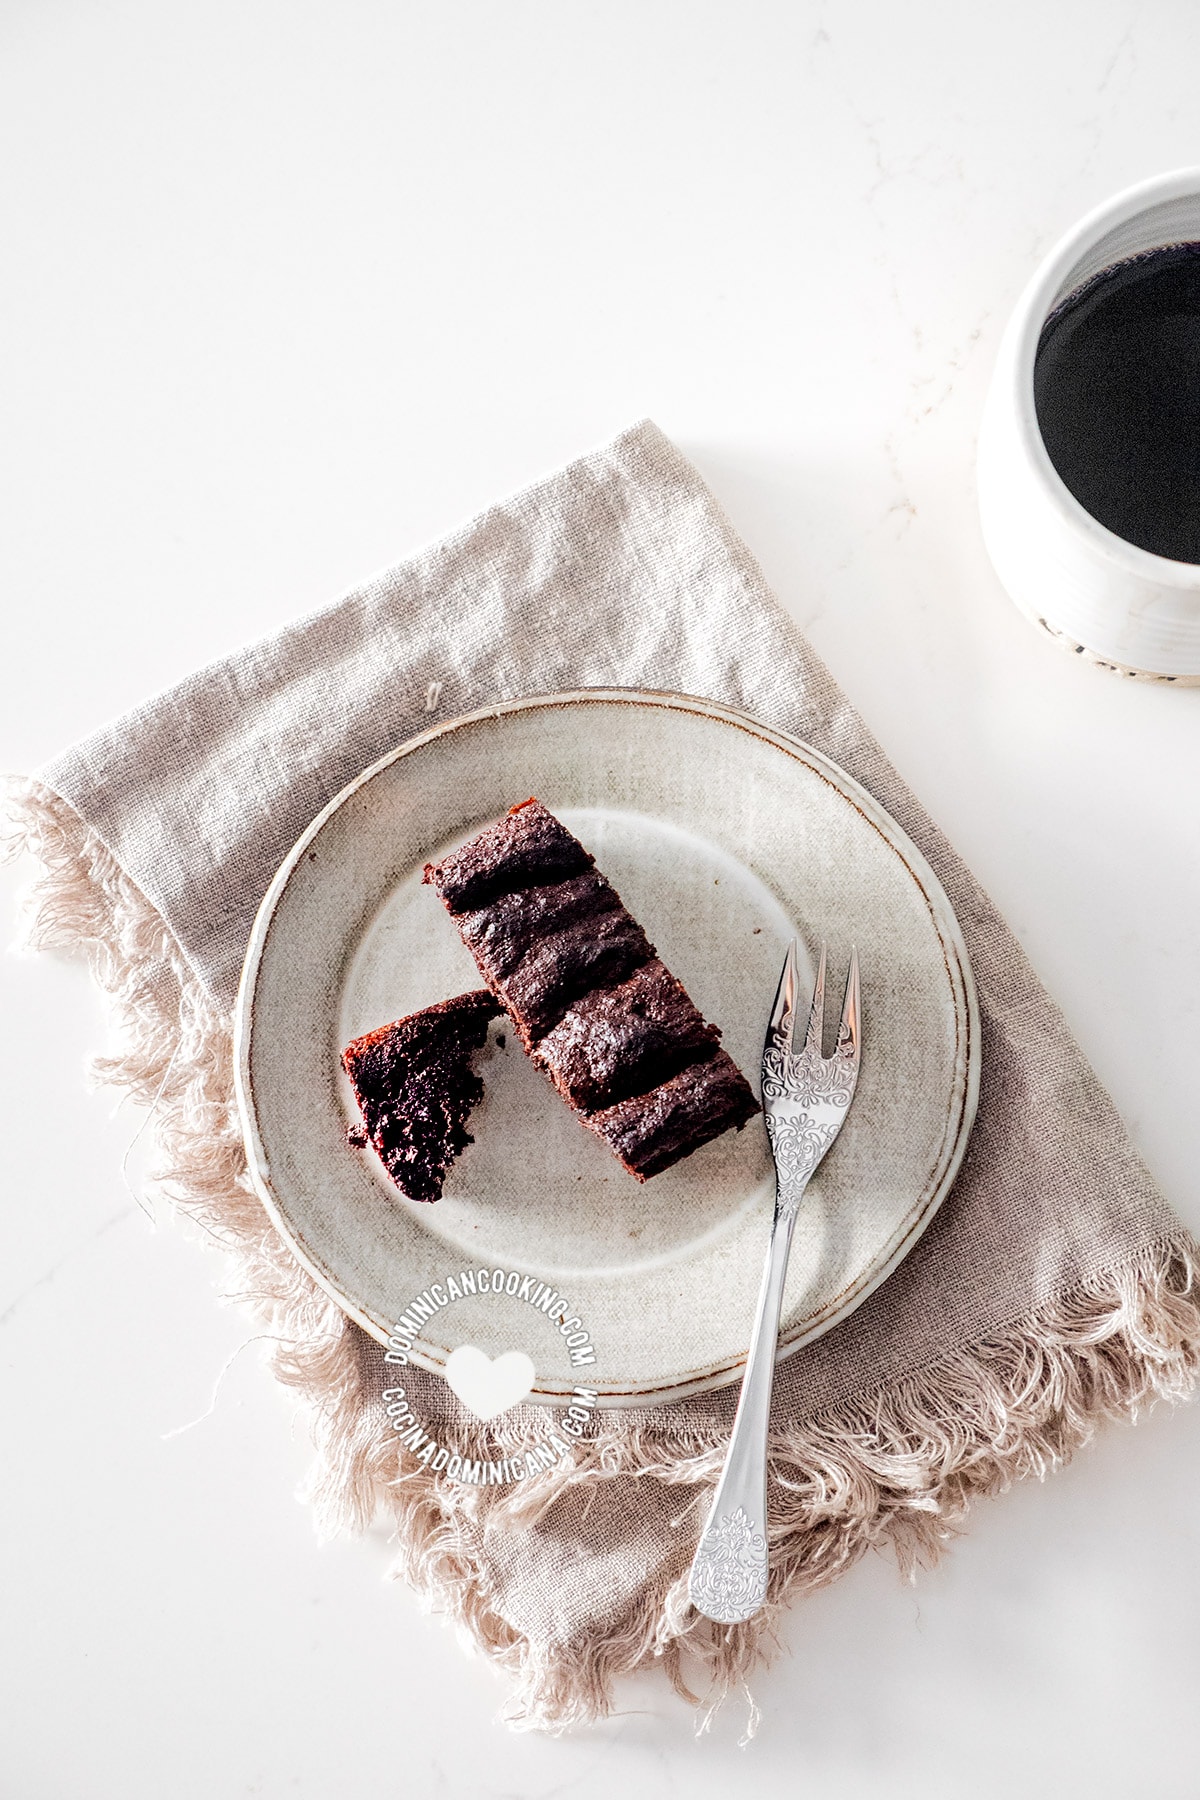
left=1007, top=165, right=1200, bottom=590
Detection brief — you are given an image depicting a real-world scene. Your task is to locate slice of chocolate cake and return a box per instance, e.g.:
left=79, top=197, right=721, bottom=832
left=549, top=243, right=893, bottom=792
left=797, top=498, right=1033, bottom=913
left=342, top=990, right=501, bottom=1203
left=423, top=799, right=759, bottom=1181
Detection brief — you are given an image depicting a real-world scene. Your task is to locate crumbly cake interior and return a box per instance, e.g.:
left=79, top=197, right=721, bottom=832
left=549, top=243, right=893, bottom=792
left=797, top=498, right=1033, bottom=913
left=342, top=989, right=501, bottom=1203
left=424, top=799, right=758, bottom=1179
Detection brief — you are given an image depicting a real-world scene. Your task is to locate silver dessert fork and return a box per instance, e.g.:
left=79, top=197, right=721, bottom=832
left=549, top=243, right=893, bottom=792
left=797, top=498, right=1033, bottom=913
left=687, top=940, right=861, bottom=1625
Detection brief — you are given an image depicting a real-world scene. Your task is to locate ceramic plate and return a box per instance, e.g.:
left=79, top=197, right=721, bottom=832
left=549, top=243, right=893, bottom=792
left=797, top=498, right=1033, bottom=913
left=235, top=690, right=979, bottom=1406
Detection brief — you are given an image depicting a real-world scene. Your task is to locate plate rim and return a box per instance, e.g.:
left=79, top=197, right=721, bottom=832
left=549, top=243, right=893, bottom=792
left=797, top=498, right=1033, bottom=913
left=233, top=687, right=981, bottom=1408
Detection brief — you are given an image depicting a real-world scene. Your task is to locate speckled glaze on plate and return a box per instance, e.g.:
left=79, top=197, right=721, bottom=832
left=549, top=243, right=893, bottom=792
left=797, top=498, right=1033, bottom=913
left=234, top=690, right=979, bottom=1407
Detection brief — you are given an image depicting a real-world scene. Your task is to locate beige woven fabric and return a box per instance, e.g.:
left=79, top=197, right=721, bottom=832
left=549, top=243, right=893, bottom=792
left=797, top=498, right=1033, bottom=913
left=22, top=419, right=1199, bottom=1726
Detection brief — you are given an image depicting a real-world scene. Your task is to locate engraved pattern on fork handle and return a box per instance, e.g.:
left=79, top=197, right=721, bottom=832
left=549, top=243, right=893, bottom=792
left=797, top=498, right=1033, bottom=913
left=687, top=1187, right=802, bottom=1624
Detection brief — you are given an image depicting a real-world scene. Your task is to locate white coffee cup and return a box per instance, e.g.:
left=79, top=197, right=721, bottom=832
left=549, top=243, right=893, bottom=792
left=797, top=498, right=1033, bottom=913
left=978, top=168, right=1200, bottom=683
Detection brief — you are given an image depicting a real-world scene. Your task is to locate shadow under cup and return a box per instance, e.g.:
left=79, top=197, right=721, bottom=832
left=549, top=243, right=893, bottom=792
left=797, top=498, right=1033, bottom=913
left=978, top=170, right=1200, bottom=682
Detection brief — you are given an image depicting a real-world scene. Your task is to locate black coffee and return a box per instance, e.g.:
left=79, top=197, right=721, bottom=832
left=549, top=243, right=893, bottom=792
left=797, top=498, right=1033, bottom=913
left=1034, top=240, right=1200, bottom=563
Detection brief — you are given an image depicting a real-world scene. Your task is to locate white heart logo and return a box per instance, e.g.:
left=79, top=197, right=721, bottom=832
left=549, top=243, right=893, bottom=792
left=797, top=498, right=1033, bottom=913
left=443, top=1345, right=536, bottom=1422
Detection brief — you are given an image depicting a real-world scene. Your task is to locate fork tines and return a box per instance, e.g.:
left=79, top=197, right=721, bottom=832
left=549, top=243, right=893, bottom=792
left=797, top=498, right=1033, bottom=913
left=767, top=939, right=860, bottom=1063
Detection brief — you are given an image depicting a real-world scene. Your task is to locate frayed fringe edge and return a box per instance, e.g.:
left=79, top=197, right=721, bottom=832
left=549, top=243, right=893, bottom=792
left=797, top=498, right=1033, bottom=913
left=6, top=776, right=1200, bottom=1734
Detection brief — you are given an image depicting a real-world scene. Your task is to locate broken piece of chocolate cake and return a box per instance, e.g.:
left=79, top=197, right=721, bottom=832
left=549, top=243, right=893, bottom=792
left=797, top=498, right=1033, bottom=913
left=342, top=989, right=501, bottom=1203
left=423, top=800, right=758, bottom=1180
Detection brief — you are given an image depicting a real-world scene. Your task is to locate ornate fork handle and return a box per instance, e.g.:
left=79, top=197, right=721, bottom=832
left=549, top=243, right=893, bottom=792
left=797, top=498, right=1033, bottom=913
left=686, top=1187, right=801, bottom=1623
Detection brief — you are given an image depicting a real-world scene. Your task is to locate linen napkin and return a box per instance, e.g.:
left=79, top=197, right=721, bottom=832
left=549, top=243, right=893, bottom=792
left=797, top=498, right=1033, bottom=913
left=8, top=420, right=1198, bottom=1730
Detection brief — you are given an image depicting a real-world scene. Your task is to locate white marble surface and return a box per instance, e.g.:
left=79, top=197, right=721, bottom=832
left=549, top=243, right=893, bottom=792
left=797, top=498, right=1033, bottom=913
left=3, top=3, right=1200, bottom=1795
